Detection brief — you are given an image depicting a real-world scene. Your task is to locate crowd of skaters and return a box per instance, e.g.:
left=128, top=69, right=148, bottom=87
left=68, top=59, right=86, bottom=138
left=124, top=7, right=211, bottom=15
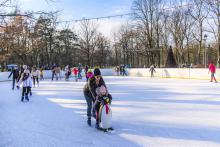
left=8, top=65, right=45, bottom=102
left=8, top=63, right=95, bottom=102
left=114, top=64, right=127, bottom=76
left=7, top=61, right=218, bottom=104
left=50, top=63, right=94, bottom=82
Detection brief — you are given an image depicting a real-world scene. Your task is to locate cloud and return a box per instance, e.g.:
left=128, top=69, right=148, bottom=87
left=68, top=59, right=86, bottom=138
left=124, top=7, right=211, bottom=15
left=71, top=18, right=126, bottom=41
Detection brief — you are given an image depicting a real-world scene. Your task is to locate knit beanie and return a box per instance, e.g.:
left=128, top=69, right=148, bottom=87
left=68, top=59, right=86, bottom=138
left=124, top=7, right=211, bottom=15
left=94, top=68, right=101, bottom=76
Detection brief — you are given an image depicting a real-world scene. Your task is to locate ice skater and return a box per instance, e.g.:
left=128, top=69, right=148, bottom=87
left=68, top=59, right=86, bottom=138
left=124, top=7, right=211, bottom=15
left=8, top=67, right=19, bottom=90
left=83, top=68, right=107, bottom=126
left=149, top=64, right=156, bottom=78
left=94, top=85, right=113, bottom=130
left=18, top=65, right=33, bottom=102
left=208, top=61, right=217, bottom=83
left=31, top=67, right=40, bottom=87
left=72, top=67, right=78, bottom=82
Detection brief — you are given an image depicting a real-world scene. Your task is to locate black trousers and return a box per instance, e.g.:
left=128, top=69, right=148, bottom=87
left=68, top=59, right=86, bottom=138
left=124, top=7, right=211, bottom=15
left=22, top=87, right=31, bottom=97
left=33, top=76, right=39, bottom=86
left=12, top=78, right=17, bottom=89
left=52, top=72, right=56, bottom=80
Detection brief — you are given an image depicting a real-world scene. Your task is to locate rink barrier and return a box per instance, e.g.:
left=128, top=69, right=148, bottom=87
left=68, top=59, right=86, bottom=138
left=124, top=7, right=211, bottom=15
left=0, top=68, right=217, bottom=81
left=0, top=69, right=114, bottom=82
left=126, top=68, right=214, bottom=80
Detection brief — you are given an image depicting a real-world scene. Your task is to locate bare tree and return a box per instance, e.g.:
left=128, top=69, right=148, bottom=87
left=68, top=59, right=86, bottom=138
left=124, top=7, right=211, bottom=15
left=204, top=0, right=220, bottom=66
left=93, top=33, right=110, bottom=67
left=132, top=0, right=165, bottom=67
left=190, top=0, right=208, bottom=64
left=77, top=19, right=98, bottom=66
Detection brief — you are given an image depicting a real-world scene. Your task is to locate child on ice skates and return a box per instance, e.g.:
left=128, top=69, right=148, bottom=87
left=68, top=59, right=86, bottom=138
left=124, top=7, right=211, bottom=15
left=94, top=85, right=113, bottom=130
left=19, top=65, right=33, bottom=102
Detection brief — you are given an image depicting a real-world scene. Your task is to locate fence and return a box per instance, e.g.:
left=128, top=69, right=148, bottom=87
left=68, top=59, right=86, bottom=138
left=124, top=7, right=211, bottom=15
left=0, top=68, right=216, bottom=82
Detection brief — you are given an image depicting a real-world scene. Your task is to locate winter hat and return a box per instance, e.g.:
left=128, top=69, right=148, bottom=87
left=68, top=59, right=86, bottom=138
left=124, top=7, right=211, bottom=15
left=23, top=65, right=27, bottom=70
left=88, top=69, right=93, bottom=73
left=94, top=68, right=101, bottom=76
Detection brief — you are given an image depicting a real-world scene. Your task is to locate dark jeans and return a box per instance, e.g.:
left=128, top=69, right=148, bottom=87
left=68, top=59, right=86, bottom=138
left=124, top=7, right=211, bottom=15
left=52, top=72, right=56, bottom=80
left=122, top=71, right=127, bottom=76
left=78, top=72, right=82, bottom=79
left=94, top=101, right=101, bottom=123
left=84, top=93, right=95, bottom=120
left=22, top=87, right=31, bottom=101
left=33, top=76, right=39, bottom=86
left=12, top=78, right=17, bottom=89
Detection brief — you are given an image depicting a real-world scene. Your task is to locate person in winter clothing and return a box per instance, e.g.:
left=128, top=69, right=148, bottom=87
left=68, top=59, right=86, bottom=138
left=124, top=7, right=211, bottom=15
left=122, top=64, right=127, bottom=76
left=31, top=67, right=40, bottom=87
left=94, top=85, right=112, bottom=129
left=84, top=65, right=88, bottom=76
left=51, top=64, right=56, bottom=81
left=55, top=66, right=61, bottom=80
left=149, top=64, right=156, bottom=78
left=208, top=61, right=217, bottom=83
left=8, top=67, right=19, bottom=90
left=40, top=68, right=44, bottom=80
left=72, top=67, right=78, bottom=82
left=65, top=65, right=71, bottom=81
left=18, top=65, right=33, bottom=102
left=83, top=68, right=107, bottom=126
left=78, top=63, right=82, bottom=79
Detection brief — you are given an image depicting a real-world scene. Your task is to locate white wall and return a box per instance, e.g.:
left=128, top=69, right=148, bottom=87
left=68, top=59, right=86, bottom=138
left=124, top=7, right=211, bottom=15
left=126, top=68, right=216, bottom=80
left=0, top=68, right=217, bottom=82
left=0, top=69, right=114, bottom=82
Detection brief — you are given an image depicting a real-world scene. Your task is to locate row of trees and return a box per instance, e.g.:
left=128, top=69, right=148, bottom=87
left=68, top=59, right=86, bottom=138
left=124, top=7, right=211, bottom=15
left=0, top=0, right=220, bottom=68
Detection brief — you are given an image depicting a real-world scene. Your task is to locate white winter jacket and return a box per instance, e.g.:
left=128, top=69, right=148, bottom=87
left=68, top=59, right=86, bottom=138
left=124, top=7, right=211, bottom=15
left=22, top=76, right=33, bottom=87
left=32, top=70, right=40, bottom=77
left=18, top=69, right=32, bottom=87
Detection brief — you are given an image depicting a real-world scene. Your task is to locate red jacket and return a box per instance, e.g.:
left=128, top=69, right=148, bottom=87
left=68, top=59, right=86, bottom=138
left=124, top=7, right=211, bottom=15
left=72, top=68, right=78, bottom=75
left=209, top=63, right=216, bottom=73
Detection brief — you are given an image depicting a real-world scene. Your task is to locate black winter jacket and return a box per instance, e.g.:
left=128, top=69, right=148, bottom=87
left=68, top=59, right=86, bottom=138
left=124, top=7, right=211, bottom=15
left=83, top=76, right=106, bottom=101
left=8, top=69, right=19, bottom=79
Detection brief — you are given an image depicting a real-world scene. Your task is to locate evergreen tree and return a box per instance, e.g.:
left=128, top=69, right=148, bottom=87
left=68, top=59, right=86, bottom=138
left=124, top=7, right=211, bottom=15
left=165, top=46, right=177, bottom=68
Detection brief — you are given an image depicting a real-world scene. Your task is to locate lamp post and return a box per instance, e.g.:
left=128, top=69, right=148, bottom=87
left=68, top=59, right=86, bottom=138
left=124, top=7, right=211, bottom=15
left=204, top=34, right=208, bottom=67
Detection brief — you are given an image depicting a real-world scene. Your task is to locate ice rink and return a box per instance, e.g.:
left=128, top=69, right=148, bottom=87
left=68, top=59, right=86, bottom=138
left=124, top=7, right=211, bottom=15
left=1, top=76, right=220, bottom=147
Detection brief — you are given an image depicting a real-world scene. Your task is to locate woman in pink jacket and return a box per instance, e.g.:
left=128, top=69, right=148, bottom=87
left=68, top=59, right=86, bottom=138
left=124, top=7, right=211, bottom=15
left=208, top=61, right=217, bottom=83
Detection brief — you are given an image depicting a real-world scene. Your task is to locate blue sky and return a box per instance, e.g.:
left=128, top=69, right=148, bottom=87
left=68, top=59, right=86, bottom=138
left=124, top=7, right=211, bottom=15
left=16, top=0, right=134, bottom=39
left=18, top=0, right=133, bottom=21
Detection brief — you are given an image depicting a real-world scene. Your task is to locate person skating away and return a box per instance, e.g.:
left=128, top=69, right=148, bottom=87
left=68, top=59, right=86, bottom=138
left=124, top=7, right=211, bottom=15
left=84, top=65, right=88, bottom=77
left=40, top=68, right=44, bottom=80
left=55, top=65, right=61, bottom=80
left=94, top=85, right=112, bottom=130
left=83, top=68, right=107, bottom=126
left=149, top=64, right=156, bottom=78
left=18, top=65, right=33, bottom=102
left=72, top=67, right=78, bottom=82
left=8, top=67, right=19, bottom=90
left=51, top=64, right=56, bottom=81
left=65, top=65, right=71, bottom=81
left=122, top=64, right=127, bottom=76
left=78, top=63, right=82, bottom=79
left=208, top=61, right=217, bottom=83
left=31, top=67, right=40, bottom=87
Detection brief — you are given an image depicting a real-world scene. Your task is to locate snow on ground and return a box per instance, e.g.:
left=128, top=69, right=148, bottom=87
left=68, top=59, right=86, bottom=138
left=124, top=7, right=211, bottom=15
left=0, top=76, right=220, bottom=147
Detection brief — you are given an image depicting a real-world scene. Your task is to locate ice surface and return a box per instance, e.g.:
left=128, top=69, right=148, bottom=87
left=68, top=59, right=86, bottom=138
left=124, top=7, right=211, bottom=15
left=1, top=77, right=220, bottom=147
